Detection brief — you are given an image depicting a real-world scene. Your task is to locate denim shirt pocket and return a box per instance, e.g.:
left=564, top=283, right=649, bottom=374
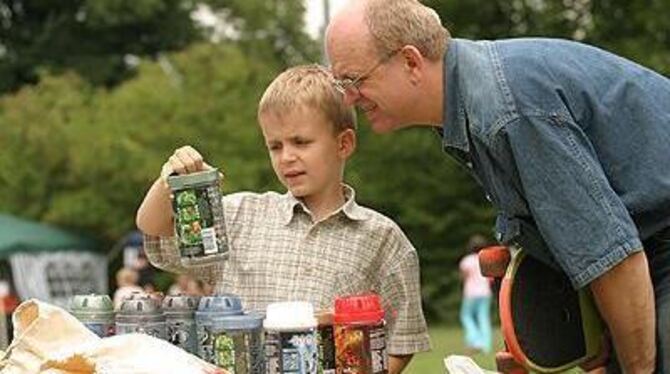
left=495, top=213, right=562, bottom=270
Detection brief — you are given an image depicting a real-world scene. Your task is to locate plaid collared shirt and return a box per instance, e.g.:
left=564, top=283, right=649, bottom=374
left=144, top=185, right=430, bottom=355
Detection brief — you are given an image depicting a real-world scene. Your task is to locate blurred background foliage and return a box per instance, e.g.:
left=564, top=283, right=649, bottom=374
left=0, top=0, right=667, bottom=322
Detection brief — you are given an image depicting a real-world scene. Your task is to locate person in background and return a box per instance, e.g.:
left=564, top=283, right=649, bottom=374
left=132, top=251, right=157, bottom=293
left=112, top=268, right=143, bottom=310
left=458, top=235, right=493, bottom=354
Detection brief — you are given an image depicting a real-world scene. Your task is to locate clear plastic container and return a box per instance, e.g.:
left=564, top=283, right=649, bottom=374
left=167, top=169, right=229, bottom=267
left=115, top=293, right=167, bottom=340
left=334, top=294, right=388, bottom=374
left=264, top=301, right=318, bottom=374
left=163, top=294, right=200, bottom=354
left=69, top=294, right=115, bottom=337
left=195, top=294, right=244, bottom=364
left=212, top=312, right=265, bottom=373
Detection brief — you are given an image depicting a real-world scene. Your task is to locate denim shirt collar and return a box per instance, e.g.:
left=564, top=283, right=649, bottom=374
left=442, top=39, right=470, bottom=154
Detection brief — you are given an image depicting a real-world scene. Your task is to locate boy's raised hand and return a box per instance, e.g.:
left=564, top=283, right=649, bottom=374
left=160, top=145, right=214, bottom=180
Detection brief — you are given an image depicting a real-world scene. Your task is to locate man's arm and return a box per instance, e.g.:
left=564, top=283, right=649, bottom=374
left=589, top=250, right=656, bottom=372
left=389, top=354, right=413, bottom=374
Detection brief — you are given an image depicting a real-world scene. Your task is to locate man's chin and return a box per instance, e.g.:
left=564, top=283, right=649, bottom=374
left=370, top=119, right=398, bottom=134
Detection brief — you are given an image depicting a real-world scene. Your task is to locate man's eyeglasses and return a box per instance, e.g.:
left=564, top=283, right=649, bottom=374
left=332, top=49, right=400, bottom=95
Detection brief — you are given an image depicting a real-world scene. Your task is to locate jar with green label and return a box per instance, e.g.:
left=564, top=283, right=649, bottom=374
left=167, top=169, right=229, bottom=267
left=212, top=312, right=265, bottom=373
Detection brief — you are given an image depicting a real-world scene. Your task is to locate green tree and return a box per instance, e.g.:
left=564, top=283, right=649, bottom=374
left=0, top=0, right=319, bottom=94
left=208, top=0, right=320, bottom=66
left=0, top=42, right=279, bottom=241
left=0, top=0, right=198, bottom=92
left=426, top=0, right=670, bottom=75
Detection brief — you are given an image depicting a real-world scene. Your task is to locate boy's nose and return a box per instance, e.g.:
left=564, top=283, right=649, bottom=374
left=280, top=149, right=298, bottom=163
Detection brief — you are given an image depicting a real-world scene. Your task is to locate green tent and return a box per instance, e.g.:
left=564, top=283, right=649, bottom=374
left=0, top=214, right=96, bottom=257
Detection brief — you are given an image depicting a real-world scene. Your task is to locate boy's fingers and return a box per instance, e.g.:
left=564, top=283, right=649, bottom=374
left=182, top=147, right=204, bottom=171
left=160, top=162, right=174, bottom=180
left=162, top=146, right=212, bottom=181
left=168, top=155, right=187, bottom=174
left=174, top=146, right=204, bottom=173
left=170, top=151, right=197, bottom=174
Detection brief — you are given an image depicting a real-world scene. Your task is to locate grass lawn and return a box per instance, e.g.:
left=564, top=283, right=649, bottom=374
left=405, top=326, right=585, bottom=373
left=404, top=325, right=503, bottom=373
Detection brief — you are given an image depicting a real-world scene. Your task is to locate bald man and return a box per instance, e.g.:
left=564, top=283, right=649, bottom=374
left=326, top=0, right=670, bottom=372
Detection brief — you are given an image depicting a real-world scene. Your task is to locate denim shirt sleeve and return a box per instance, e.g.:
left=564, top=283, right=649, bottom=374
left=500, top=113, right=643, bottom=288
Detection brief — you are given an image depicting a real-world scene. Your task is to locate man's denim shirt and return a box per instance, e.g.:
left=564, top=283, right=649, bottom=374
left=442, top=38, right=670, bottom=288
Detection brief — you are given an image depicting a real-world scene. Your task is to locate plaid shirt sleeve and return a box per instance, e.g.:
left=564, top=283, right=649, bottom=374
left=143, top=234, right=221, bottom=286
left=379, top=228, right=431, bottom=355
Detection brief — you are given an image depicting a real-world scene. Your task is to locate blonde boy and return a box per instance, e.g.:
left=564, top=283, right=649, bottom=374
left=136, top=65, right=429, bottom=372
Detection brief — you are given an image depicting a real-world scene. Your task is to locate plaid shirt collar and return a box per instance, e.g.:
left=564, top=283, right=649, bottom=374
left=280, top=184, right=369, bottom=225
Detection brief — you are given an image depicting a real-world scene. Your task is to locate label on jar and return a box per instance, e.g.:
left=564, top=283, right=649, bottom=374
left=266, top=330, right=318, bottom=374
left=197, top=323, right=216, bottom=364
left=335, top=323, right=387, bottom=374
left=174, top=186, right=223, bottom=257
left=167, top=319, right=197, bottom=354
left=214, top=331, right=265, bottom=374
left=215, top=333, right=236, bottom=371
left=317, top=325, right=336, bottom=374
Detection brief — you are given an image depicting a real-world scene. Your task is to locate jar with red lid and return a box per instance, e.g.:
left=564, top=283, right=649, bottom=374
left=333, top=294, right=387, bottom=374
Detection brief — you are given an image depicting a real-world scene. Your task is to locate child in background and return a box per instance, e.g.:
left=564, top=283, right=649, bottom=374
left=459, top=234, right=493, bottom=354
left=112, top=268, right=143, bottom=310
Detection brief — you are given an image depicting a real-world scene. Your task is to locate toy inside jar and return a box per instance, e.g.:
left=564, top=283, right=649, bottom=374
left=167, top=169, right=229, bottom=267
left=334, top=294, right=388, bottom=374
left=211, top=312, right=265, bottom=373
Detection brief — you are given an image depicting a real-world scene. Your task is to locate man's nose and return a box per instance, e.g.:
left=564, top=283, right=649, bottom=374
left=343, top=89, right=359, bottom=106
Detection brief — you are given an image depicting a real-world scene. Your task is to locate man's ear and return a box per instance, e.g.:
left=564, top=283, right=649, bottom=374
left=338, top=128, right=357, bottom=159
left=400, top=45, right=425, bottom=84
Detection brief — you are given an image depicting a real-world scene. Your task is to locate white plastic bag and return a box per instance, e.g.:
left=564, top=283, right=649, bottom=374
left=443, top=355, right=499, bottom=374
left=0, top=299, right=226, bottom=374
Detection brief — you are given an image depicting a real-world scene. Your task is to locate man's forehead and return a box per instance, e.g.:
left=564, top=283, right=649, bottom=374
left=326, top=5, right=373, bottom=75
left=327, top=36, right=375, bottom=77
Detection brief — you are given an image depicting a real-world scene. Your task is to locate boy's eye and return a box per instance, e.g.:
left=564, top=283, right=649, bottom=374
left=294, top=138, right=311, bottom=146
left=268, top=144, right=281, bottom=151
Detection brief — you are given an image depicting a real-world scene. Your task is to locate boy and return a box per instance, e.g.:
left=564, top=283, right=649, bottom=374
left=136, top=65, right=430, bottom=372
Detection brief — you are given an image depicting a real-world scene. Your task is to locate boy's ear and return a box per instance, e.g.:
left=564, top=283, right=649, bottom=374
left=338, top=129, right=356, bottom=159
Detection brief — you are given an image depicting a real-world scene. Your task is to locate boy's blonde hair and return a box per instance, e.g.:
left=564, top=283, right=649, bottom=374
left=258, top=64, right=356, bottom=133
left=364, top=0, right=449, bottom=61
